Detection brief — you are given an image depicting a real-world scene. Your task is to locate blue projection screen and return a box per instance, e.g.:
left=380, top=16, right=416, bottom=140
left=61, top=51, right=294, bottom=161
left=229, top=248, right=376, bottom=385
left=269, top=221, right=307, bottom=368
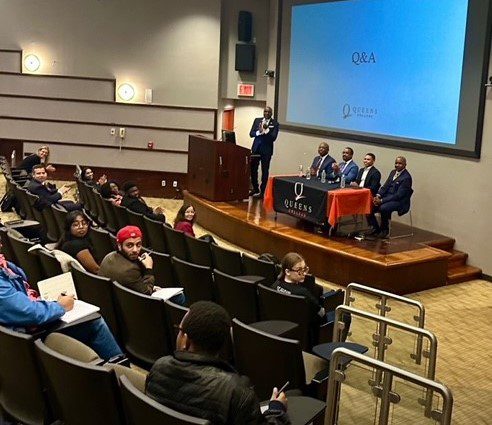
left=276, top=0, right=492, bottom=157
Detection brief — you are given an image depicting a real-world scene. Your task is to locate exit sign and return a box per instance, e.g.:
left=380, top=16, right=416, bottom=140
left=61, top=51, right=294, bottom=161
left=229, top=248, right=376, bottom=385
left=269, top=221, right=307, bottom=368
left=237, top=83, right=255, bottom=97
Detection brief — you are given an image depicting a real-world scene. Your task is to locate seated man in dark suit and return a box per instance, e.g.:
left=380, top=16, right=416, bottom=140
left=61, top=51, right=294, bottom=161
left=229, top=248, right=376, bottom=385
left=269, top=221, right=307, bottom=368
left=329, top=147, right=359, bottom=184
left=367, top=156, right=413, bottom=238
left=121, top=181, right=166, bottom=222
left=350, top=152, right=381, bottom=195
left=309, top=142, right=335, bottom=178
left=26, top=164, right=81, bottom=211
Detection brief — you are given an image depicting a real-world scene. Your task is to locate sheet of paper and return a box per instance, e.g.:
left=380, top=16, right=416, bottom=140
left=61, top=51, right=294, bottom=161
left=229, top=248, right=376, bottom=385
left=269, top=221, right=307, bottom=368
left=37, top=272, right=77, bottom=301
left=151, top=287, right=184, bottom=301
left=60, top=299, right=100, bottom=324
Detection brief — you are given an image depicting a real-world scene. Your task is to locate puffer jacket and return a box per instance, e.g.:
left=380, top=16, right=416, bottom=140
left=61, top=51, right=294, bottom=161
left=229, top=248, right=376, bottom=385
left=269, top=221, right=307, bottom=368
left=146, top=351, right=290, bottom=424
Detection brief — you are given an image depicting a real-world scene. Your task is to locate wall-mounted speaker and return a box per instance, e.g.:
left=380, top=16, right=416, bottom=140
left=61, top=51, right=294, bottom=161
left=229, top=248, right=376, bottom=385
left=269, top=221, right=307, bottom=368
left=235, top=44, right=255, bottom=72
left=238, top=11, right=252, bottom=42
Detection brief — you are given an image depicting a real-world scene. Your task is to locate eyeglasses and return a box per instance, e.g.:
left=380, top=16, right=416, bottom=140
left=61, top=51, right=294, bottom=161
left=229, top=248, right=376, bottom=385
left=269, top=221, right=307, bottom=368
left=290, top=266, right=309, bottom=275
left=173, top=324, right=184, bottom=333
left=71, top=221, right=88, bottom=228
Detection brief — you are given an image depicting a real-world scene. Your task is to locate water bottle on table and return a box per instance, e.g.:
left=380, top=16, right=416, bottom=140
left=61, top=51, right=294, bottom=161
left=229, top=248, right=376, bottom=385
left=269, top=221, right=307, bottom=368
left=306, top=165, right=311, bottom=180
left=340, top=174, right=346, bottom=188
left=321, top=170, right=326, bottom=183
left=298, top=164, right=304, bottom=177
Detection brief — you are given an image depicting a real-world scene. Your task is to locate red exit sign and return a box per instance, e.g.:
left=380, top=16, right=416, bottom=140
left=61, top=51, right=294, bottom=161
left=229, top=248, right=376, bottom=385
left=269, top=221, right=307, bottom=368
left=237, top=83, right=255, bottom=97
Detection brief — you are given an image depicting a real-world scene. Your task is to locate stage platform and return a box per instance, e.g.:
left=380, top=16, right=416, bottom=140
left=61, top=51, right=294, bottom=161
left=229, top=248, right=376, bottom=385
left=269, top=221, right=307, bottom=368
left=184, top=191, right=457, bottom=295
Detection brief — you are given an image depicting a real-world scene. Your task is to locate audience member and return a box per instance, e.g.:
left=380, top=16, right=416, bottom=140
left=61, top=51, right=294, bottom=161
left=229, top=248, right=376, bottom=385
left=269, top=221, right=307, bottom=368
left=367, top=156, right=413, bottom=238
left=56, top=210, right=99, bottom=274
left=18, top=145, right=56, bottom=174
left=80, top=167, right=107, bottom=190
left=121, top=181, right=166, bottom=222
left=329, top=147, right=359, bottom=183
left=174, top=204, right=197, bottom=237
left=350, top=152, right=381, bottom=195
left=146, top=301, right=290, bottom=425
left=98, top=226, right=154, bottom=295
left=98, top=226, right=184, bottom=304
left=26, top=164, right=81, bottom=211
left=0, top=249, right=122, bottom=360
left=100, top=181, right=123, bottom=205
left=310, top=142, right=335, bottom=178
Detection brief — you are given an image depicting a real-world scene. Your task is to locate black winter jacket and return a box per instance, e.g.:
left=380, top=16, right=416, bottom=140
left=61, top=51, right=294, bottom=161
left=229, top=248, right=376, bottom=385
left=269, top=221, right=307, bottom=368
left=145, top=351, right=290, bottom=424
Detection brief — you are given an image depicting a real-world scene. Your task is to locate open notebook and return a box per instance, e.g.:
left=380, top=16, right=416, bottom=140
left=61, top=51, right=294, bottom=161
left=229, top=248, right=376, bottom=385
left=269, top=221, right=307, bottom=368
left=151, top=287, right=184, bottom=301
left=37, top=272, right=100, bottom=323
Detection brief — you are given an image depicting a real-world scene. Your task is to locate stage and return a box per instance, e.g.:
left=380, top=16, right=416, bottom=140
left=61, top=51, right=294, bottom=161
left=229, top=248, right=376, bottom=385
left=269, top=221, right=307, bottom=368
left=183, top=190, right=473, bottom=295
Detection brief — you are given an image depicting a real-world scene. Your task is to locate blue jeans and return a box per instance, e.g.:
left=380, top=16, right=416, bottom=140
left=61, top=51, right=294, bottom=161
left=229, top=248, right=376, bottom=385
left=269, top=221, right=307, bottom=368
left=170, top=292, right=186, bottom=306
left=61, top=317, right=123, bottom=360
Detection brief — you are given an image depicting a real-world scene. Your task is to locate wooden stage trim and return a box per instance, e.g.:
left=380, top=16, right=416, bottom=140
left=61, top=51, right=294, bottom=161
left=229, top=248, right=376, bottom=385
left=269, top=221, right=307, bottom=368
left=184, top=191, right=451, bottom=295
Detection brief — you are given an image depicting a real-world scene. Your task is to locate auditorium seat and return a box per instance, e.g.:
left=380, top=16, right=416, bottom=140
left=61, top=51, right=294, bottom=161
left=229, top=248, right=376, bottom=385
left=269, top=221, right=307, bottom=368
left=126, top=209, right=148, bottom=246
left=101, top=197, right=118, bottom=234
left=0, top=227, right=17, bottom=263
left=120, top=375, right=210, bottom=425
left=88, top=226, right=114, bottom=264
left=171, top=257, right=215, bottom=304
left=0, top=326, right=54, bottom=425
left=163, top=225, right=188, bottom=261
left=44, top=332, right=100, bottom=363
left=112, top=281, right=172, bottom=369
left=143, top=249, right=176, bottom=288
left=25, top=191, right=46, bottom=228
left=51, top=204, right=68, bottom=237
left=37, top=249, right=63, bottom=278
left=232, top=319, right=329, bottom=403
left=184, top=234, right=213, bottom=267
left=71, top=262, right=121, bottom=341
left=210, top=243, right=243, bottom=276
left=112, top=203, right=130, bottom=230
left=34, top=339, right=125, bottom=425
left=163, top=299, right=188, bottom=350
left=41, top=204, right=61, bottom=242
left=143, top=215, right=168, bottom=253
left=242, top=254, right=278, bottom=286
left=8, top=232, right=45, bottom=289
left=93, top=189, right=107, bottom=227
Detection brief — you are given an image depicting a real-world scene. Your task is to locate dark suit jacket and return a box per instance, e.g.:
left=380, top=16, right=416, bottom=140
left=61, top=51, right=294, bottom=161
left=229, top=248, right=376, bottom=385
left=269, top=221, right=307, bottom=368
left=310, top=154, right=335, bottom=177
left=121, top=195, right=165, bottom=222
left=26, top=179, right=61, bottom=210
left=355, top=166, right=381, bottom=196
left=378, top=169, right=413, bottom=215
left=249, top=118, right=279, bottom=157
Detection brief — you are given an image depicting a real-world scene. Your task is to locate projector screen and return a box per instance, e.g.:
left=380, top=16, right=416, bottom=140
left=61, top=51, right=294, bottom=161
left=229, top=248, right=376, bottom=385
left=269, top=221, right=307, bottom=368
left=276, top=0, right=492, bottom=158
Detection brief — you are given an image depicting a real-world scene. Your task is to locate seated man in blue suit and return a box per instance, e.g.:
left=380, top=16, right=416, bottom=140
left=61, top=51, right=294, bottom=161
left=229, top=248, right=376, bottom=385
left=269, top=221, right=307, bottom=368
left=309, top=142, right=335, bottom=178
left=249, top=106, right=280, bottom=198
left=367, top=156, right=413, bottom=238
left=329, top=147, right=359, bottom=184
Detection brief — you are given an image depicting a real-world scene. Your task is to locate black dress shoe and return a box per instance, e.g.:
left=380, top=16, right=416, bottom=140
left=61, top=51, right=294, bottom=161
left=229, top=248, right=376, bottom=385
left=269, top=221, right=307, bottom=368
left=249, top=190, right=260, bottom=197
left=253, top=192, right=264, bottom=199
left=366, top=228, right=380, bottom=236
left=379, top=230, right=389, bottom=239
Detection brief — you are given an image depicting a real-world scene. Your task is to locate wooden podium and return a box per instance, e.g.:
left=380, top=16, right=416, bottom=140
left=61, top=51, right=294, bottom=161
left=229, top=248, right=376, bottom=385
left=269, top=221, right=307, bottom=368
left=187, top=135, right=250, bottom=201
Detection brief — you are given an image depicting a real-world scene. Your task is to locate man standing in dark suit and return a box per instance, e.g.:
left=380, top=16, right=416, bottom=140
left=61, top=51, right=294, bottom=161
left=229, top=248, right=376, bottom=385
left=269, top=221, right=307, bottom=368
left=309, top=142, right=335, bottom=178
left=350, top=153, right=381, bottom=195
left=367, top=156, right=413, bottom=238
left=249, top=106, right=279, bottom=198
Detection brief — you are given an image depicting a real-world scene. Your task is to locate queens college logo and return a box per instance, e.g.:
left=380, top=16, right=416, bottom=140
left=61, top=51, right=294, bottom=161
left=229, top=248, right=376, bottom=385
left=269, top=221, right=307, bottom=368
left=294, top=182, right=305, bottom=201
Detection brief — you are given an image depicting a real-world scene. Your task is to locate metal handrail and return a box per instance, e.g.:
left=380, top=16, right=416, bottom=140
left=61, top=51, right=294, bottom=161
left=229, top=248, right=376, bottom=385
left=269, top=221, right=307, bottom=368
left=334, top=306, right=437, bottom=380
left=326, top=348, right=453, bottom=425
left=345, top=282, right=426, bottom=362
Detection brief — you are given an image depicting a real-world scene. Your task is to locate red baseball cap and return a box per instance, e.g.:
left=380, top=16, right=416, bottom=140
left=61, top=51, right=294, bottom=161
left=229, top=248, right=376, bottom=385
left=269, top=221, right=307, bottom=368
left=116, top=226, right=142, bottom=244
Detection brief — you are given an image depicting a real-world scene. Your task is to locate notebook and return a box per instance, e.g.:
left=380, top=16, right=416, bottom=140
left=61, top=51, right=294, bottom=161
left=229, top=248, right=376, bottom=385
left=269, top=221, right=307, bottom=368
left=151, top=287, right=184, bottom=301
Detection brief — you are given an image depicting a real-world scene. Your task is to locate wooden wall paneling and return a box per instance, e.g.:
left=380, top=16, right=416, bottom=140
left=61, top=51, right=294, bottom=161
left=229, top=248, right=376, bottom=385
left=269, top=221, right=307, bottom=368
left=0, top=95, right=216, bottom=131
left=0, top=72, right=116, bottom=101
left=0, top=50, right=22, bottom=73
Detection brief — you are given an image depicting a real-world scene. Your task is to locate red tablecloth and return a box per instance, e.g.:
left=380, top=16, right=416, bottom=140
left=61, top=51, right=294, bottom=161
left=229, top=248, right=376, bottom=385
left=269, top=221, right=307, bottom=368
left=264, top=176, right=372, bottom=226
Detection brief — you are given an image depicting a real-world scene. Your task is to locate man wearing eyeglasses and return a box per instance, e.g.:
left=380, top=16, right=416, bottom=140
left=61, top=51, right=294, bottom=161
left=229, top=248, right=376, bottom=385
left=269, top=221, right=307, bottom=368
left=146, top=301, right=290, bottom=424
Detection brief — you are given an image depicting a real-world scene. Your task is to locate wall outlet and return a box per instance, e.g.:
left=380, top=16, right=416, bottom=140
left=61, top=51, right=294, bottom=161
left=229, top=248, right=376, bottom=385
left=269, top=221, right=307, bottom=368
left=110, top=128, right=116, bottom=136
left=161, top=180, right=166, bottom=187
left=119, top=127, right=126, bottom=138
left=172, top=181, right=178, bottom=188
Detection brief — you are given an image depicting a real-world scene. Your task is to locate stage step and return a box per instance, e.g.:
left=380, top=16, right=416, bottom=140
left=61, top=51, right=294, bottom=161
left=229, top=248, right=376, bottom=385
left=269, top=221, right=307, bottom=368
left=447, top=250, right=468, bottom=269
left=426, top=238, right=456, bottom=252
left=447, top=265, right=482, bottom=285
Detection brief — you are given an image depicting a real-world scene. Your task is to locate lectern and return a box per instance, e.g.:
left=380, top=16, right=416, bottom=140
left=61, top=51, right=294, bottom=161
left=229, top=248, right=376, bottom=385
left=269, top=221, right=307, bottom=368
left=187, top=135, right=250, bottom=201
